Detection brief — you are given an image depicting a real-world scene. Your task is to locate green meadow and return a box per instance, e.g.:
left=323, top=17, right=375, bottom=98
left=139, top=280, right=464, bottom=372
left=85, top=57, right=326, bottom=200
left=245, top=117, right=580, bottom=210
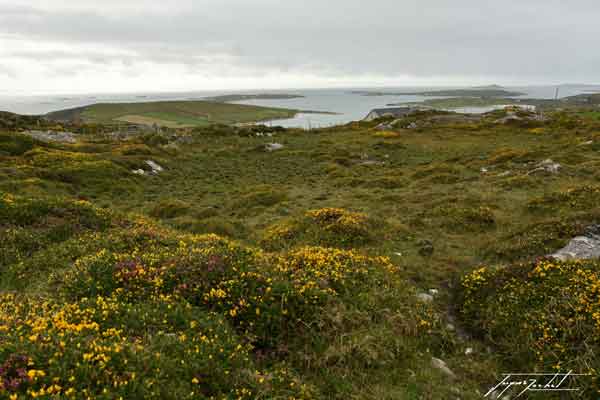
left=46, top=100, right=299, bottom=128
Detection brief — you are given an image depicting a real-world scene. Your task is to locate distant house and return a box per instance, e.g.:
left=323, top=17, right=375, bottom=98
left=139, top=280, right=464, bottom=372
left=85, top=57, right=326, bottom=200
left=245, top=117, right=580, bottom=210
left=364, top=107, right=414, bottom=121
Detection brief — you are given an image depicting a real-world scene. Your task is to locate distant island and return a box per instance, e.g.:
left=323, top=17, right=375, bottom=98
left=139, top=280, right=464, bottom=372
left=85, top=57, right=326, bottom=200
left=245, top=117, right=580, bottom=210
left=387, top=92, right=600, bottom=110
left=352, top=86, right=526, bottom=98
left=44, top=99, right=337, bottom=128
left=204, top=94, right=305, bottom=103
left=46, top=100, right=300, bottom=128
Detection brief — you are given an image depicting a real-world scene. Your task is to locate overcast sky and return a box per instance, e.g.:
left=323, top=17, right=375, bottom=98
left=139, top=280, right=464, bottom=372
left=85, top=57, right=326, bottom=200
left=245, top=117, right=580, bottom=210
left=1, top=0, right=599, bottom=95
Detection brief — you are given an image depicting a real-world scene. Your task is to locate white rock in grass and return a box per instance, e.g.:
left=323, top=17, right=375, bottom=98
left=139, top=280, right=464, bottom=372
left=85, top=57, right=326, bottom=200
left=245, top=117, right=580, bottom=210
left=145, top=160, right=164, bottom=174
left=431, top=357, right=456, bottom=379
left=265, top=143, right=284, bottom=152
left=417, top=293, right=434, bottom=303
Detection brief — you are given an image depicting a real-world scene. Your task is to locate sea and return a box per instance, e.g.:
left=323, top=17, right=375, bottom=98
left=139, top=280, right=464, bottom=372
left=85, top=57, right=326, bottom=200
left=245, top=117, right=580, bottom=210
left=1, top=85, right=598, bottom=129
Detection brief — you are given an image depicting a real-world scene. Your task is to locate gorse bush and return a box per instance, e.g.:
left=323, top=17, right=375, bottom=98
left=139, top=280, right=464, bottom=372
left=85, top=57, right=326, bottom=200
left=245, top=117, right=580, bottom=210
left=262, top=208, right=376, bottom=250
left=60, top=230, right=401, bottom=347
left=0, top=294, right=311, bottom=399
left=0, top=193, right=113, bottom=268
left=460, top=259, right=600, bottom=395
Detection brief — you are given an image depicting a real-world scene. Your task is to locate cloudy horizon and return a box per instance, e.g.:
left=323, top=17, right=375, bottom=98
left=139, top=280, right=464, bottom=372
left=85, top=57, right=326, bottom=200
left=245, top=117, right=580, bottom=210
left=1, top=0, right=600, bottom=96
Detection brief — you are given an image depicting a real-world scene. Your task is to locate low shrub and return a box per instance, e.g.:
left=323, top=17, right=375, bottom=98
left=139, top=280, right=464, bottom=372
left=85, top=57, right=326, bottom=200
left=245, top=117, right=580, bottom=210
left=149, top=199, right=192, bottom=219
left=0, top=294, right=311, bottom=399
left=528, top=186, right=600, bottom=213
left=431, top=205, right=496, bottom=233
left=0, top=133, right=42, bottom=156
left=459, top=259, right=600, bottom=395
left=261, top=208, right=377, bottom=250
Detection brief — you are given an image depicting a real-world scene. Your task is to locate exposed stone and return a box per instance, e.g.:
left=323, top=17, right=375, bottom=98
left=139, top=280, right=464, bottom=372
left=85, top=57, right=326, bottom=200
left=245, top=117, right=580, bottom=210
left=429, top=289, right=439, bottom=296
left=465, top=347, right=474, bottom=355
left=265, top=143, right=284, bottom=152
left=431, top=357, right=456, bottom=379
left=145, top=160, right=164, bottom=174
left=551, top=225, right=600, bottom=261
left=417, top=293, right=434, bottom=303
left=528, top=159, right=561, bottom=175
left=406, top=122, right=418, bottom=129
left=21, top=130, right=77, bottom=143
left=375, top=122, right=393, bottom=131
left=359, top=160, right=386, bottom=166
left=132, top=169, right=146, bottom=176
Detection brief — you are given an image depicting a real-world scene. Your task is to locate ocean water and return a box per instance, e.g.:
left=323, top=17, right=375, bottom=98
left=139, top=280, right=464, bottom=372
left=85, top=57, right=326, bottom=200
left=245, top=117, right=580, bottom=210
left=1, top=85, right=598, bottom=129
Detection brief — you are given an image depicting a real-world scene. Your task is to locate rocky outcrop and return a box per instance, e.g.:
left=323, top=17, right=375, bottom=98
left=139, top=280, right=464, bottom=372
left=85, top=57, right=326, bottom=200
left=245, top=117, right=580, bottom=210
left=528, top=159, right=561, bottom=175
left=551, top=225, right=600, bottom=261
left=21, top=130, right=77, bottom=143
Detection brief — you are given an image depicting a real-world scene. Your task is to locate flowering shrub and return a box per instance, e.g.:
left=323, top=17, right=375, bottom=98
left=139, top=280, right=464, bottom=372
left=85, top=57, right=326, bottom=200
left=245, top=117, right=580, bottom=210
left=0, top=294, right=311, bottom=399
left=460, top=259, right=600, bottom=393
left=262, top=208, right=375, bottom=249
left=0, top=193, right=113, bottom=269
left=275, top=246, right=398, bottom=301
left=60, top=228, right=402, bottom=349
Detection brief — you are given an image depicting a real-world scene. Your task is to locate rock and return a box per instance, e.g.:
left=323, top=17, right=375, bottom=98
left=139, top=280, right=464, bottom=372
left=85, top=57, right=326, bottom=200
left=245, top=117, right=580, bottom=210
left=431, top=357, right=456, bottom=379
left=497, top=171, right=512, bottom=177
left=394, top=252, right=403, bottom=257
left=417, top=293, right=434, bottom=303
left=418, top=239, right=434, bottom=257
left=145, top=160, right=164, bottom=174
left=359, top=160, right=385, bottom=166
left=465, top=347, right=474, bottom=355
left=528, top=159, right=561, bottom=175
left=551, top=225, right=600, bottom=261
left=132, top=169, right=146, bottom=176
left=446, top=323, right=456, bottom=331
left=494, top=115, right=523, bottom=124
left=480, top=167, right=489, bottom=173
left=406, top=122, right=418, bottom=129
left=21, top=130, right=77, bottom=143
left=429, top=289, right=439, bottom=296
left=265, top=143, right=284, bottom=152
left=375, top=122, right=393, bottom=131
left=579, top=140, right=594, bottom=146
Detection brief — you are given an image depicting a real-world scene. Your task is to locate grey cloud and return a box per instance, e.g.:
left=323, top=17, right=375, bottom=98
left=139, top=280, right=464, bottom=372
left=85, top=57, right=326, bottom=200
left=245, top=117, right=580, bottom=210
left=1, top=0, right=600, bottom=83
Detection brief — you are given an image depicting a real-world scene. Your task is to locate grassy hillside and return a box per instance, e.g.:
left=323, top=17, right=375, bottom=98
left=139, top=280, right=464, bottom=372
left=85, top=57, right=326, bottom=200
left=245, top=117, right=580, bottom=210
left=1, top=108, right=600, bottom=398
left=46, top=101, right=299, bottom=128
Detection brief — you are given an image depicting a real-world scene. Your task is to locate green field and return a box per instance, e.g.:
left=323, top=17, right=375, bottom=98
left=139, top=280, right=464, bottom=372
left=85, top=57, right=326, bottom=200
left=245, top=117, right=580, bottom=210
left=46, top=100, right=299, bottom=127
left=2, top=108, right=600, bottom=399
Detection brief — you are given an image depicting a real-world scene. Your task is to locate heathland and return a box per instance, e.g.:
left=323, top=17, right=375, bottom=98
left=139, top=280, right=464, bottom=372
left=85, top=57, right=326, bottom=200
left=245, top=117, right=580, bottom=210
left=1, top=104, right=600, bottom=399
